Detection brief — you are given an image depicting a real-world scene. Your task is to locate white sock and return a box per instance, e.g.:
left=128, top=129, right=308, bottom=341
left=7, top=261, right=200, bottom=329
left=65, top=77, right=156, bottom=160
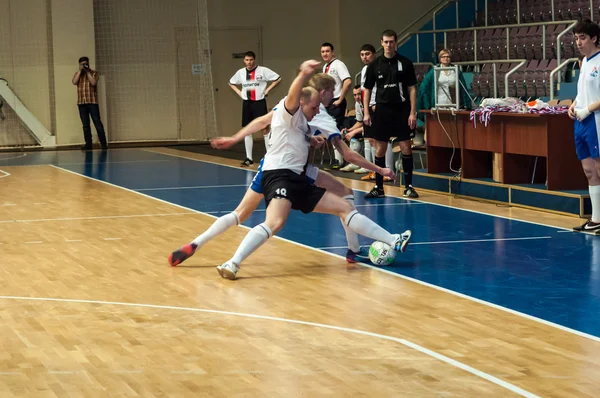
left=340, top=195, right=360, bottom=252
left=370, top=145, right=377, bottom=164
left=591, top=185, right=600, bottom=223
left=363, top=140, right=373, bottom=163
left=345, top=210, right=396, bottom=247
left=263, top=133, right=270, bottom=152
left=386, top=144, right=395, bottom=172
left=192, top=212, right=240, bottom=248
left=244, top=135, right=253, bottom=161
left=230, top=223, right=272, bottom=266
left=334, top=147, right=344, bottom=164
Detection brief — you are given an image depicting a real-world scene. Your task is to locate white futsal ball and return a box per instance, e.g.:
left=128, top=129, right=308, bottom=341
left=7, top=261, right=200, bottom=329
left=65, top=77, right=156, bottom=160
left=368, top=241, right=396, bottom=266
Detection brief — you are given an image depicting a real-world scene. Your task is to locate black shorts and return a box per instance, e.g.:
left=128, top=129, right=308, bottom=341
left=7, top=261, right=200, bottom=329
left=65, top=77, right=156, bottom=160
left=372, top=102, right=415, bottom=143
left=242, top=99, right=268, bottom=127
left=261, top=169, right=326, bottom=214
left=363, top=105, right=376, bottom=139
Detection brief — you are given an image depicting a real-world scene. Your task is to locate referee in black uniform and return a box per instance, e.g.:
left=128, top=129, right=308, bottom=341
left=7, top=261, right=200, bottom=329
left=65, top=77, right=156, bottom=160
left=362, top=29, right=419, bottom=199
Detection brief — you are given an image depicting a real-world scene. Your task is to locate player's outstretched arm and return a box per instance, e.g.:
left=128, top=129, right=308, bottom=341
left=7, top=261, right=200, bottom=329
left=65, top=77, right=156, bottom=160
left=331, top=136, right=395, bottom=179
left=211, top=111, right=275, bottom=149
left=284, top=60, right=321, bottom=114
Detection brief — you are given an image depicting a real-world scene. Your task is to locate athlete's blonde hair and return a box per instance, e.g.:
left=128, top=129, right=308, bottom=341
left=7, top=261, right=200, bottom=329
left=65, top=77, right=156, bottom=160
left=308, top=73, right=335, bottom=92
left=300, top=86, right=319, bottom=103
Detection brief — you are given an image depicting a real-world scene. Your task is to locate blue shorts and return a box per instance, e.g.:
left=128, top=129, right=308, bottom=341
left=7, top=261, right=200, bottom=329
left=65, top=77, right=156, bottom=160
left=250, top=158, right=317, bottom=194
left=574, top=115, right=600, bottom=160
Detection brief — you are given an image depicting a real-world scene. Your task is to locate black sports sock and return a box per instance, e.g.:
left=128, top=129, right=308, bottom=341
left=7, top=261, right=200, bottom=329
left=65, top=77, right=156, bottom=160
left=375, top=156, right=386, bottom=189
left=402, top=153, right=414, bottom=187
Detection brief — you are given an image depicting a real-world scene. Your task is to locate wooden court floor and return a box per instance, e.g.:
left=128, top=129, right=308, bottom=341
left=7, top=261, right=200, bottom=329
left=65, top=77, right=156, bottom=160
left=0, top=149, right=599, bottom=397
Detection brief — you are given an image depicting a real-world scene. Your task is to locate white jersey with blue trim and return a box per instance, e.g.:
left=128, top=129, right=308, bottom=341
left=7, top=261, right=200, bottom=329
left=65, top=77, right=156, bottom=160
left=262, top=97, right=312, bottom=175
left=576, top=50, right=600, bottom=129
left=309, top=104, right=343, bottom=141
left=270, top=97, right=342, bottom=142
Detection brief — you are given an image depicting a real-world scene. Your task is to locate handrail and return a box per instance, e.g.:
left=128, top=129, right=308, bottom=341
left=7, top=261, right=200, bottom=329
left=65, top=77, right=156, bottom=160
left=504, top=60, right=527, bottom=98
left=354, top=0, right=452, bottom=85
left=417, top=59, right=526, bottom=99
left=414, top=19, right=576, bottom=35
left=550, top=57, right=579, bottom=100
left=556, top=21, right=577, bottom=83
left=408, top=19, right=575, bottom=67
left=455, top=59, right=526, bottom=98
left=396, top=0, right=455, bottom=47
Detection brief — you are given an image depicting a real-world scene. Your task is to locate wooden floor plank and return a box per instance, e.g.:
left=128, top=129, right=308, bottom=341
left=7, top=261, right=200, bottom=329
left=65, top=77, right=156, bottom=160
left=0, top=162, right=597, bottom=397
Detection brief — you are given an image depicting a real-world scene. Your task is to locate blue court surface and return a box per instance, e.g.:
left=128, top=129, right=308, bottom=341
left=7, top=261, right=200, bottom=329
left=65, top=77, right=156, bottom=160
left=2, top=149, right=599, bottom=338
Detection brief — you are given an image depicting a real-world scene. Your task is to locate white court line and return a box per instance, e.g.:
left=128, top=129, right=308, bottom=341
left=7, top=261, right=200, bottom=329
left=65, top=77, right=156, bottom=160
left=135, top=184, right=249, bottom=191
left=354, top=202, right=427, bottom=208
left=0, top=153, right=27, bottom=161
left=0, top=169, right=11, bottom=179
left=319, top=236, right=553, bottom=250
left=48, top=164, right=600, bottom=344
left=57, top=159, right=172, bottom=166
left=103, top=238, right=121, bottom=241
left=245, top=202, right=426, bottom=214
left=143, top=148, right=259, bottom=173
left=143, top=148, right=582, bottom=233
left=0, top=212, right=194, bottom=224
left=0, top=295, right=539, bottom=398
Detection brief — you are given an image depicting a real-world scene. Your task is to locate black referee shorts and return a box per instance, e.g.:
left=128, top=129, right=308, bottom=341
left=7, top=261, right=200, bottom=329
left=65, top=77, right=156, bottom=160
left=363, top=105, right=376, bottom=139
left=242, top=99, right=268, bottom=127
left=372, top=102, right=415, bottom=143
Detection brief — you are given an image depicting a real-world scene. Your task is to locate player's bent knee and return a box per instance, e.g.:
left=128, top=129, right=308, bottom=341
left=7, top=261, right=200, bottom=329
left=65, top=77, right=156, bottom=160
left=264, top=217, right=286, bottom=234
left=337, top=200, right=354, bottom=218
left=583, top=166, right=597, bottom=181
left=234, top=206, right=252, bottom=223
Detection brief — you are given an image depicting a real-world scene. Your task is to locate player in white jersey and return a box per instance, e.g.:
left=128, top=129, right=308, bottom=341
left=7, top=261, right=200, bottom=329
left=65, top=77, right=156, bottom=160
left=569, top=19, right=600, bottom=234
left=168, top=73, right=396, bottom=267
left=229, top=51, right=281, bottom=166
left=320, top=42, right=352, bottom=129
left=357, top=44, right=379, bottom=176
left=214, top=60, right=411, bottom=280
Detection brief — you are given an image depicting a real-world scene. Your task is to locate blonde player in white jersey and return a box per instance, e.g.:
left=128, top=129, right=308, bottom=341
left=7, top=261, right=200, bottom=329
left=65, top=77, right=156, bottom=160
left=569, top=19, right=600, bottom=234
left=168, top=73, right=397, bottom=267
left=213, top=60, right=411, bottom=280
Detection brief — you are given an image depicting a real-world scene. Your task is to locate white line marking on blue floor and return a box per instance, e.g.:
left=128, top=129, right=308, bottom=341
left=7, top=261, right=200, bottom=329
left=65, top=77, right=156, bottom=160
left=49, top=163, right=600, bottom=344
left=319, top=236, right=553, bottom=250
left=135, top=184, right=249, bottom=191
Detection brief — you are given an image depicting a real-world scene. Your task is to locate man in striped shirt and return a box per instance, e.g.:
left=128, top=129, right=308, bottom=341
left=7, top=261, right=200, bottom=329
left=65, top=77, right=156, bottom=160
left=72, top=57, right=108, bottom=150
left=229, top=51, right=281, bottom=166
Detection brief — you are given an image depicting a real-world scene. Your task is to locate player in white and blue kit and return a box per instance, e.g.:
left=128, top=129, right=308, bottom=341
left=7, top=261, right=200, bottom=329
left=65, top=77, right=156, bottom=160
left=570, top=19, right=600, bottom=234
left=168, top=72, right=402, bottom=271
left=213, top=60, right=410, bottom=280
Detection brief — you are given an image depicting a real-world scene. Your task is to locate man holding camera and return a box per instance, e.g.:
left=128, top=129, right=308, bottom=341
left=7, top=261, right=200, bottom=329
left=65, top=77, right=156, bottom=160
left=72, top=56, right=108, bottom=150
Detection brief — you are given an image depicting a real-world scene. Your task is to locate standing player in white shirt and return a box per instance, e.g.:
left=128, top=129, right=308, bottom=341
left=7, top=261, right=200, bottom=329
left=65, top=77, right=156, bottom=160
left=229, top=51, right=281, bottom=166
left=321, top=42, right=352, bottom=168
left=214, top=60, right=412, bottom=280
left=569, top=19, right=600, bottom=234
